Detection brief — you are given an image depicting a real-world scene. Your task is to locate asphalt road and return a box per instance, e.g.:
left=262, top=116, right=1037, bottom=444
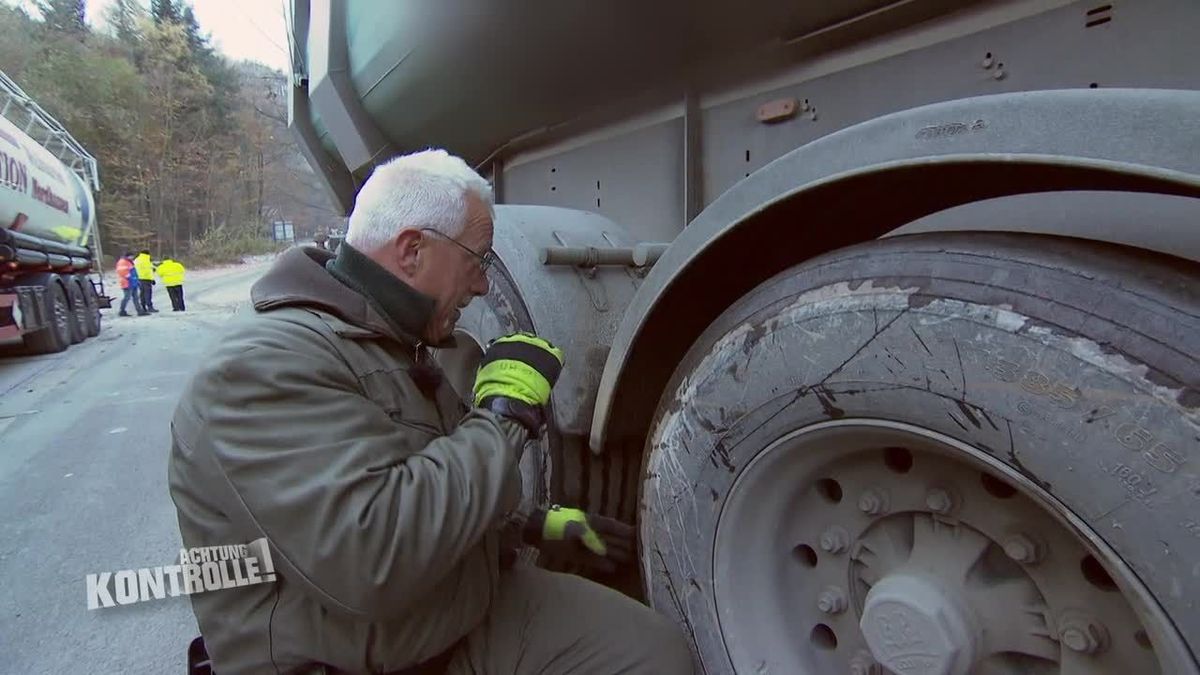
left=0, top=260, right=272, bottom=674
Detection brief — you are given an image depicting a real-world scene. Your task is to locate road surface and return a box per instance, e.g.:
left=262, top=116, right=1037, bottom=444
left=0, top=259, right=272, bottom=674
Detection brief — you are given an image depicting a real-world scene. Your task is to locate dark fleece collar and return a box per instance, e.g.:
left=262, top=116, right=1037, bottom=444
left=250, top=244, right=451, bottom=348
left=326, top=243, right=440, bottom=346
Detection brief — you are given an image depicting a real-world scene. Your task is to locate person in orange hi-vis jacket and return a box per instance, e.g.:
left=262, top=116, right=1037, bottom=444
left=116, top=251, right=147, bottom=316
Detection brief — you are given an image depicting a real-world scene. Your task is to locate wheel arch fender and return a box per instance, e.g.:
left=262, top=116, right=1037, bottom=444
left=589, top=88, right=1200, bottom=454
left=23, top=272, right=70, bottom=303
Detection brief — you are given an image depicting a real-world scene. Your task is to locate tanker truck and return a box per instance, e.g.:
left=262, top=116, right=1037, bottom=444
left=286, top=2, right=1200, bottom=673
left=0, top=70, right=106, bottom=355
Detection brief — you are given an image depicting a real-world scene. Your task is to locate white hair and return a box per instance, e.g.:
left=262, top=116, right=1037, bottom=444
left=345, top=149, right=494, bottom=253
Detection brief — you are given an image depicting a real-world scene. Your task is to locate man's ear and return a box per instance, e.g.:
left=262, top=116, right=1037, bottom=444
left=393, top=229, right=424, bottom=276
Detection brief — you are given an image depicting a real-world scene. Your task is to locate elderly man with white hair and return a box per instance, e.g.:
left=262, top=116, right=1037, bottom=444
left=168, top=149, right=692, bottom=675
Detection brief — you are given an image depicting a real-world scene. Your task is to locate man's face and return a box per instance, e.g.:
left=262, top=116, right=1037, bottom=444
left=406, top=194, right=493, bottom=343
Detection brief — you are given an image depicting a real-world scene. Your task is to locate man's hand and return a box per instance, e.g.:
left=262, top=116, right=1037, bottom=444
left=473, top=333, right=564, bottom=436
left=524, top=505, right=635, bottom=575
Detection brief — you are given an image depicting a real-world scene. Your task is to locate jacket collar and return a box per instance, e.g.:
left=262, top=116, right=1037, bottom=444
left=250, top=244, right=454, bottom=349
left=326, top=243, right=449, bottom=347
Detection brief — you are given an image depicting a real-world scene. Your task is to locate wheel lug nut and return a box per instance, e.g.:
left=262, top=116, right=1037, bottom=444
left=925, top=487, right=956, bottom=514
left=817, top=586, right=847, bottom=615
left=819, top=526, right=850, bottom=554
left=857, top=488, right=889, bottom=516
left=1058, top=611, right=1109, bottom=655
left=849, top=650, right=882, bottom=675
left=1003, top=533, right=1044, bottom=565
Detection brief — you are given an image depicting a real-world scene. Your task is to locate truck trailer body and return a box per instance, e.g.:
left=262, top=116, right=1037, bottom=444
left=288, top=1, right=1200, bottom=672
left=0, top=70, right=106, bottom=354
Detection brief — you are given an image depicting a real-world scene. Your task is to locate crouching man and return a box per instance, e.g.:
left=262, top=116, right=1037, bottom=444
left=168, top=150, right=693, bottom=674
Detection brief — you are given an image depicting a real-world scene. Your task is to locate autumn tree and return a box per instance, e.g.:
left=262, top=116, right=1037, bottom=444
left=34, top=0, right=84, bottom=35
left=104, top=0, right=143, bottom=48
left=150, top=0, right=180, bottom=26
left=0, top=3, right=337, bottom=264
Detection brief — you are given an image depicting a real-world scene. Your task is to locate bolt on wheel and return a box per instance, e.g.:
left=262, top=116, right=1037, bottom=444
left=712, top=420, right=1185, bottom=674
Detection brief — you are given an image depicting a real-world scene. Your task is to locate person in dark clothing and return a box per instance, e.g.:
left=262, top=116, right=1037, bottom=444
left=168, top=149, right=693, bottom=675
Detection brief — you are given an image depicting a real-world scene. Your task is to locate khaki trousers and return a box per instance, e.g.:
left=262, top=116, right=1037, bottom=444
left=447, top=565, right=694, bottom=675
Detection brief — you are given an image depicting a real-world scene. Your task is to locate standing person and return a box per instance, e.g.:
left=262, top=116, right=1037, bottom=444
left=157, top=257, right=187, bottom=311
left=133, top=248, right=158, bottom=313
left=169, top=149, right=692, bottom=675
left=115, top=251, right=147, bottom=317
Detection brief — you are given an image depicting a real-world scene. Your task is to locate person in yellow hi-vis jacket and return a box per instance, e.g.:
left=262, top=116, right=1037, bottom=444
left=157, top=258, right=187, bottom=312
left=133, top=249, right=158, bottom=312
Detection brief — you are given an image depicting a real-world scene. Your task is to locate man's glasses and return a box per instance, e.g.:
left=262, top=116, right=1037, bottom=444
left=420, top=228, right=496, bottom=272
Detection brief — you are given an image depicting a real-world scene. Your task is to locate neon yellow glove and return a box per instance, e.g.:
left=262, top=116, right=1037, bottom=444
left=524, top=505, right=635, bottom=575
left=473, top=332, right=564, bottom=407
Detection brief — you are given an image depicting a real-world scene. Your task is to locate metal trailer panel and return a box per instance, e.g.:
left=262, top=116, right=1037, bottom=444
left=502, top=120, right=687, bottom=244
left=699, top=0, right=1199, bottom=203
left=499, top=0, right=1198, bottom=239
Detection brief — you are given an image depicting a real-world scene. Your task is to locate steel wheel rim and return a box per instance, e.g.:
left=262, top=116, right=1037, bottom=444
left=712, top=418, right=1191, bottom=674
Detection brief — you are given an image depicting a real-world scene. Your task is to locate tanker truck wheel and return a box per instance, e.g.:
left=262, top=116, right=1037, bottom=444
left=78, top=276, right=101, bottom=337
left=641, top=233, right=1199, bottom=674
left=24, top=279, right=71, bottom=354
left=64, top=278, right=87, bottom=344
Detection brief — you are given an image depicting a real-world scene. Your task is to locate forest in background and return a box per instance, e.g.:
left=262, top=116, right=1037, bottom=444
left=0, top=0, right=340, bottom=265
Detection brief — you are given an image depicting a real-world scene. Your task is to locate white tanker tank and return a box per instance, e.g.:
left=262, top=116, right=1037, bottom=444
left=0, top=70, right=107, bottom=354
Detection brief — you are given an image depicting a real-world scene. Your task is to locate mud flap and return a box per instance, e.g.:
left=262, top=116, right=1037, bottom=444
left=187, top=636, right=212, bottom=675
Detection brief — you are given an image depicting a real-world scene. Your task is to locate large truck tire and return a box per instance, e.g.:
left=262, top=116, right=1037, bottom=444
left=64, top=278, right=87, bottom=344
left=640, top=233, right=1199, bottom=674
left=78, top=275, right=101, bottom=337
left=24, top=279, right=71, bottom=354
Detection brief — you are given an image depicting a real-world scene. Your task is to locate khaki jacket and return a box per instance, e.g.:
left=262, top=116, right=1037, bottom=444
left=168, top=246, right=526, bottom=674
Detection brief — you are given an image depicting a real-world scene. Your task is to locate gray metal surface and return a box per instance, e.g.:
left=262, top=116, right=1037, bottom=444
left=699, top=0, right=1200, bottom=202
left=466, top=205, right=645, bottom=437
left=503, top=119, right=688, bottom=244
left=287, top=85, right=355, bottom=215
left=498, top=0, right=1198, bottom=238
left=889, top=191, right=1200, bottom=257
left=287, top=0, right=984, bottom=180
left=589, top=88, right=1200, bottom=452
left=304, top=0, right=393, bottom=174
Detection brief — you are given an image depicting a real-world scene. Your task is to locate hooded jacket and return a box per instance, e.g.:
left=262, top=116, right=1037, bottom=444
left=133, top=252, right=155, bottom=284
left=168, top=245, right=527, bottom=674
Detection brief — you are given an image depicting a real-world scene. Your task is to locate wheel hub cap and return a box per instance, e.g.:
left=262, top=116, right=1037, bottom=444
left=860, top=573, right=976, bottom=675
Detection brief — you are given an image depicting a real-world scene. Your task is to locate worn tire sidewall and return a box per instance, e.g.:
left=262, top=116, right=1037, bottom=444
left=66, top=280, right=86, bottom=343
left=641, top=234, right=1199, bottom=671
left=79, top=277, right=101, bottom=337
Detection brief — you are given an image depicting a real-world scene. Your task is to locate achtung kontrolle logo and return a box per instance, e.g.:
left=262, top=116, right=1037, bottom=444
left=86, top=538, right=276, bottom=610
